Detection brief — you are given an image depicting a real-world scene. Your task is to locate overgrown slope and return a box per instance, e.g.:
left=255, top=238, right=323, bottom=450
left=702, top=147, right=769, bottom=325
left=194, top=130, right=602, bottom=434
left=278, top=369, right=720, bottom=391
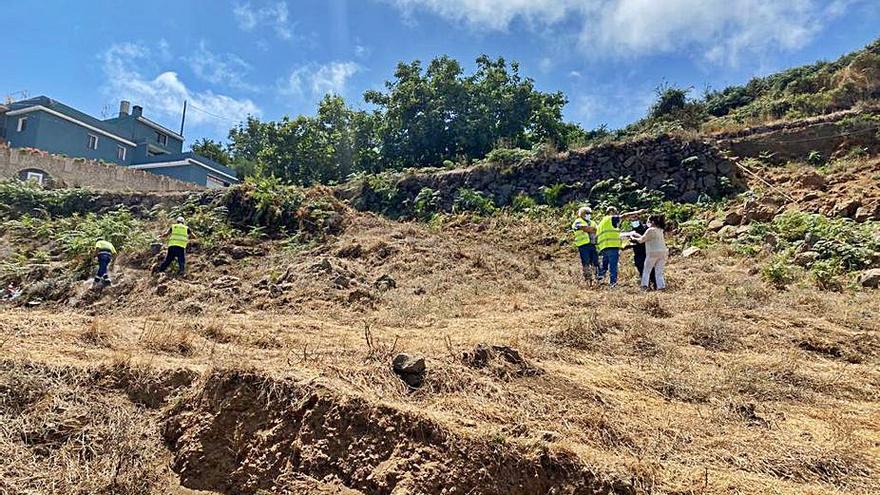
left=0, top=148, right=879, bottom=494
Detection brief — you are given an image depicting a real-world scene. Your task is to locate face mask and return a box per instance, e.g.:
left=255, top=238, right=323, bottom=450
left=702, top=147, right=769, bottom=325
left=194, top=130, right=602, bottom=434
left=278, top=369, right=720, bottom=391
left=630, top=221, right=640, bottom=228
left=583, top=214, right=591, bottom=220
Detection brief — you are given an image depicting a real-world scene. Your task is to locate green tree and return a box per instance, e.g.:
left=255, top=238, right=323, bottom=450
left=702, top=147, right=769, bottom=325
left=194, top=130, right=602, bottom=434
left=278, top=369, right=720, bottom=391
left=190, top=138, right=232, bottom=165
left=365, top=55, right=572, bottom=168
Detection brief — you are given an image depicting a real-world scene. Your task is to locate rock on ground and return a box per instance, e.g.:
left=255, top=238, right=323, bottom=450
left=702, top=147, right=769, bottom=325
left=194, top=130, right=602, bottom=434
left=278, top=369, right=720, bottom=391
left=859, top=269, right=880, bottom=288
left=682, top=247, right=702, bottom=258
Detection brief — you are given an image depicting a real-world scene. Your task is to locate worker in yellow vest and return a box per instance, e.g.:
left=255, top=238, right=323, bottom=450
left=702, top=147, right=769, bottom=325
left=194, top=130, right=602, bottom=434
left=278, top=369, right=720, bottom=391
left=572, top=206, right=599, bottom=285
left=93, top=237, right=117, bottom=284
left=155, top=217, right=196, bottom=276
left=596, top=206, right=645, bottom=287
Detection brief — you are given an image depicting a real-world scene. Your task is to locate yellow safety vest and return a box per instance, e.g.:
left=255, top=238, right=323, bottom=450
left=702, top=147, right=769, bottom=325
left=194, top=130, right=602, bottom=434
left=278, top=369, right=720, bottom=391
left=572, top=218, right=596, bottom=247
left=596, top=216, right=623, bottom=252
left=95, top=240, right=116, bottom=254
left=168, top=224, right=189, bottom=248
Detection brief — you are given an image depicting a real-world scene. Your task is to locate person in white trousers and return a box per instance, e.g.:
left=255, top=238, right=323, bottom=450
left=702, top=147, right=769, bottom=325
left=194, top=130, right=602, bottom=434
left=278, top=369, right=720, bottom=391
left=630, top=215, right=668, bottom=290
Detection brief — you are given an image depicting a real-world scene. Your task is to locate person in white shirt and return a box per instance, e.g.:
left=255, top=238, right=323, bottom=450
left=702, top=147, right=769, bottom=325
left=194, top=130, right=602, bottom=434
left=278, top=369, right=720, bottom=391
left=629, top=215, right=668, bottom=290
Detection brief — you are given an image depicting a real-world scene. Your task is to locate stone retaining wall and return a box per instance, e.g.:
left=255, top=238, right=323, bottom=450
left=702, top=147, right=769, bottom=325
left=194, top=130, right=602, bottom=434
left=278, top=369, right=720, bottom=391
left=0, top=145, right=200, bottom=192
left=345, top=135, right=744, bottom=213
left=714, top=108, right=880, bottom=162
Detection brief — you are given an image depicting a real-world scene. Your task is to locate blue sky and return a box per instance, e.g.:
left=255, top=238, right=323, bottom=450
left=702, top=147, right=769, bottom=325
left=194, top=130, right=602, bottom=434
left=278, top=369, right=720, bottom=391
left=2, top=1, right=878, bottom=147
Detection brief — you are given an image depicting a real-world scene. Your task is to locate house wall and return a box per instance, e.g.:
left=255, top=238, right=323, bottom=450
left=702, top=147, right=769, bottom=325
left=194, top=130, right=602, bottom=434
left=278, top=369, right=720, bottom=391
left=103, top=114, right=184, bottom=154
left=132, top=120, right=184, bottom=154
left=0, top=144, right=199, bottom=191
left=136, top=164, right=207, bottom=185
left=4, top=110, right=133, bottom=165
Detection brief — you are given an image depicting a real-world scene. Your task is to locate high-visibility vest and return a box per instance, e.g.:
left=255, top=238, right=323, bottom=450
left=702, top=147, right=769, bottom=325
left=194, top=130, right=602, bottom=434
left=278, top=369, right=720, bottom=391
left=95, top=240, right=116, bottom=254
left=168, top=224, right=189, bottom=248
left=596, top=216, right=623, bottom=252
left=572, top=218, right=596, bottom=247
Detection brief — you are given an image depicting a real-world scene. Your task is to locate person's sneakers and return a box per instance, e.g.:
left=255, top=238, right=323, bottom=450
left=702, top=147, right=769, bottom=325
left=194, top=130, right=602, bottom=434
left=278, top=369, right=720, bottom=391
left=102, top=275, right=112, bottom=285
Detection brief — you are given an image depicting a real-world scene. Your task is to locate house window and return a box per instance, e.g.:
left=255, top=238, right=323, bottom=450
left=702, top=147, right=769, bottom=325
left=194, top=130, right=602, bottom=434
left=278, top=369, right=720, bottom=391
left=87, top=134, right=99, bottom=150
left=25, top=171, right=44, bottom=185
left=206, top=175, right=227, bottom=189
left=16, top=117, right=27, bottom=132
left=117, top=146, right=126, bottom=161
left=155, top=131, right=167, bottom=146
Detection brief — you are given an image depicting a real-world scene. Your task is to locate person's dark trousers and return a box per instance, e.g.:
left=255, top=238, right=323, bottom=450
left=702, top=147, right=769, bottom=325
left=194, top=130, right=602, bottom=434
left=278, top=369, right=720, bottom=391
left=95, top=252, right=112, bottom=281
left=598, top=247, right=620, bottom=286
left=577, top=244, right=599, bottom=281
left=157, top=246, right=186, bottom=274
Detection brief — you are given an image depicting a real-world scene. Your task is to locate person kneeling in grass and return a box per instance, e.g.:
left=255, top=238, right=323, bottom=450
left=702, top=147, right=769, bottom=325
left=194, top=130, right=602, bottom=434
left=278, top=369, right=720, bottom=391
left=629, top=215, right=668, bottom=290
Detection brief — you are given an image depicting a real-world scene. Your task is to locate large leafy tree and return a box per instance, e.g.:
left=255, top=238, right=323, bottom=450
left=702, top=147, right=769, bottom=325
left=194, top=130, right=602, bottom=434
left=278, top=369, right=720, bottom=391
left=365, top=55, right=570, bottom=167
left=221, top=55, right=579, bottom=183
left=228, top=95, right=380, bottom=185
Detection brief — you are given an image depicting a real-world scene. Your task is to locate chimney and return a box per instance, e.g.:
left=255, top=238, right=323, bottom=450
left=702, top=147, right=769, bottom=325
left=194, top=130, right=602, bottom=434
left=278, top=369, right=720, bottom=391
left=119, top=100, right=131, bottom=117
left=132, top=105, right=143, bottom=117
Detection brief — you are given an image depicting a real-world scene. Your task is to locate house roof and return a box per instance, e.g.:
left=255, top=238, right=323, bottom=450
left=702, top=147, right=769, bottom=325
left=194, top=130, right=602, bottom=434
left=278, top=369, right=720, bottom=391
left=130, top=152, right=239, bottom=182
left=8, top=96, right=127, bottom=135
left=5, top=95, right=184, bottom=145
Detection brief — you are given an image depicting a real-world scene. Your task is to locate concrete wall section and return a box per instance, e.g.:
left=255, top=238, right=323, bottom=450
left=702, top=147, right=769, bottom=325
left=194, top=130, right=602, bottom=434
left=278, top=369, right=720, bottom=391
left=0, top=145, right=199, bottom=192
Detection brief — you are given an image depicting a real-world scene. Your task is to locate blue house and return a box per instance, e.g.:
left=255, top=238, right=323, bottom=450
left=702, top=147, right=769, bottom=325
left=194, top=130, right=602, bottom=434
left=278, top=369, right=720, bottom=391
left=0, top=96, right=238, bottom=188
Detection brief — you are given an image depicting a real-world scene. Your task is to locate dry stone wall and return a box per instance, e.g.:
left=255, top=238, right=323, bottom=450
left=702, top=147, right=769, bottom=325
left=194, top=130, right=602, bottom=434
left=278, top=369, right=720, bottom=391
left=0, top=145, right=199, bottom=192
left=349, top=135, right=743, bottom=213
left=714, top=108, right=880, bottom=162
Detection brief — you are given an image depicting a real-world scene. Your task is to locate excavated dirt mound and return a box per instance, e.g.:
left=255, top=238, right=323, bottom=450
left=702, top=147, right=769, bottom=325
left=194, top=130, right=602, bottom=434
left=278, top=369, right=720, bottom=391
left=163, top=370, right=625, bottom=495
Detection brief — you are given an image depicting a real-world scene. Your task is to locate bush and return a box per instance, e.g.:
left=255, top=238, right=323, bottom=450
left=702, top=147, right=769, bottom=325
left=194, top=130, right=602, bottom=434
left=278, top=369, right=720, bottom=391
left=762, top=254, right=796, bottom=289
left=452, top=188, right=496, bottom=216
left=169, top=201, right=235, bottom=249
left=222, top=177, right=345, bottom=238
left=650, top=85, right=689, bottom=118
left=540, top=183, right=567, bottom=207
left=222, top=177, right=305, bottom=233
left=54, top=208, right=152, bottom=274
left=0, top=180, right=94, bottom=219
left=484, top=147, right=534, bottom=165
left=588, top=176, right=665, bottom=212
left=744, top=211, right=880, bottom=289
left=677, top=219, right=710, bottom=247
left=807, top=151, right=826, bottom=167
left=511, top=193, right=538, bottom=212
left=413, top=187, right=442, bottom=220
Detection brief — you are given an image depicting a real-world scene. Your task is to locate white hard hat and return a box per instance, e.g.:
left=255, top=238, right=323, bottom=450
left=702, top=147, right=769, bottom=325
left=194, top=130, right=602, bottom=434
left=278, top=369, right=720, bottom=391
left=175, top=216, right=185, bottom=224
left=577, top=206, right=592, bottom=217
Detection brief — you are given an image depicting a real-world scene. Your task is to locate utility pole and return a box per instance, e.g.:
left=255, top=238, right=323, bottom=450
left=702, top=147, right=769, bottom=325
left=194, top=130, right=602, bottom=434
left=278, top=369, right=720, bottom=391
left=180, top=100, right=187, bottom=138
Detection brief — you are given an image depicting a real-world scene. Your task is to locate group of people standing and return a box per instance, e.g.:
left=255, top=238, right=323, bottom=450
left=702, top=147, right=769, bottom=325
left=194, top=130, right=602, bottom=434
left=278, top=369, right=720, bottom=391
left=572, top=206, right=668, bottom=290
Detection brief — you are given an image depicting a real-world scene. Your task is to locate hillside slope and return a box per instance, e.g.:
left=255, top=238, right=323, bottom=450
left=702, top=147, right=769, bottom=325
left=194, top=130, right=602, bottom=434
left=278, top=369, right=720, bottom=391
left=1, top=162, right=879, bottom=494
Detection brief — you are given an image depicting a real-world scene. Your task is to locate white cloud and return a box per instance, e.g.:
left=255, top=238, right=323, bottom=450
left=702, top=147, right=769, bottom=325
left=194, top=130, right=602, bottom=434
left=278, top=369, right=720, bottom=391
left=100, top=42, right=260, bottom=130
left=280, top=61, right=362, bottom=98
left=538, top=57, right=554, bottom=73
left=354, top=44, right=371, bottom=58
left=383, top=0, right=858, bottom=64
left=233, top=1, right=292, bottom=40
left=185, top=41, right=258, bottom=92
left=388, top=0, right=573, bottom=30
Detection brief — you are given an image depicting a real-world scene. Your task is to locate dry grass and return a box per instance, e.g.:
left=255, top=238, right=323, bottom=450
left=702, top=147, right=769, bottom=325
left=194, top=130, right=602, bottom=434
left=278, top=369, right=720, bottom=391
left=0, top=361, right=167, bottom=495
left=0, top=210, right=878, bottom=494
